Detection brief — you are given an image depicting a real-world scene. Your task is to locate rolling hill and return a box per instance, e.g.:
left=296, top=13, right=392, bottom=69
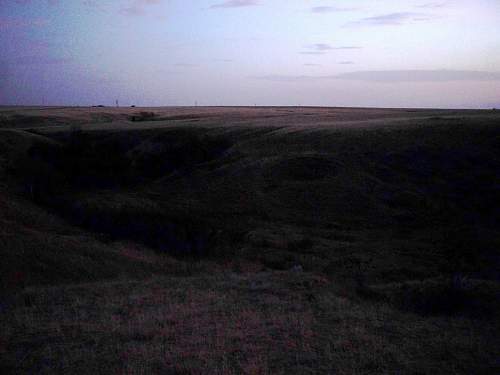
left=1, top=106, right=499, bottom=374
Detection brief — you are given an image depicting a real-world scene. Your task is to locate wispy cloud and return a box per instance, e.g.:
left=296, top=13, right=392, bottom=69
left=299, top=51, right=327, bottom=55
left=210, top=0, right=259, bottom=9
left=254, top=70, right=500, bottom=83
left=332, top=46, right=362, bottom=50
left=308, top=43, right=334, bottom=51
left=335, top=70, right=500, bottom=82
left=254, top=75, right=321, bottom=82
left=348, top=12, right=435, bottom=26
left=311, top=6, right=357, bottom=14
left=300, top=44, right=362, bottom=55
left=121, top=0, right=163, bottom=16
left=417, top=2, right=447, bottom=9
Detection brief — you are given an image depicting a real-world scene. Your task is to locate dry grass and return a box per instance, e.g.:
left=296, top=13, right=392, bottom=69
left=2, top=272, right=498, bottom=374
left=2, top=273, right=319, bottom=374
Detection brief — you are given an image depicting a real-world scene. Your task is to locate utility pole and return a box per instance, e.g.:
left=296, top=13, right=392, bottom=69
left=116, top=99, right=119, bottom=108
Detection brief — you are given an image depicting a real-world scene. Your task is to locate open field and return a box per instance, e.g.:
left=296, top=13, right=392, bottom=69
left=1, top=106, right=499, bottom=374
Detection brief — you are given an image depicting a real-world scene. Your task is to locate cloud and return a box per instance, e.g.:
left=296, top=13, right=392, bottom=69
left=210, top=0, right=259, bottom=9
left=299, top=44, right=331, bottom=55
left=348, top=12, right=435, bottom=26
left=254, top=70, right=500, bottom=83
left=253, top=75, right=320, bottom=82
left=338, top=61, right=354, bottom=65
left=332, top=46, right=362, bottom=50
left=308, top=44, right=362, bottom=51
left=121, top=0, right=163, bottom=16
left=311, top=6, right=356, bottom=14
left=299, top=51, right=327, bottom=55
left=300, top=44, right=362, bottom=55
left=304, top=63, right=321, bottom=67
left=334, top=70, right=500, bottom=82
left=417, top=2, right=447, bottom=8
left=308, top=43, right=334, bottom=51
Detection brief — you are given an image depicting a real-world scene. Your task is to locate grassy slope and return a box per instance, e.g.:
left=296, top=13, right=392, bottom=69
left=0, top=107, right=499, bottom=374
left=0, top=129, right=205, bottom=290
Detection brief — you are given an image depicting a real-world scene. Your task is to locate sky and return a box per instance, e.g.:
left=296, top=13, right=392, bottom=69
left=1, top=0, right=499, bottom=108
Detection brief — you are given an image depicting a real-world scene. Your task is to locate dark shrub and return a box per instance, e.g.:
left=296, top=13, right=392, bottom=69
left=287, top=237, right=314, bottom=252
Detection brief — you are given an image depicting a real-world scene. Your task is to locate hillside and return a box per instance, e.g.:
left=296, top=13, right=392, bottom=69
left=1, top=106, right=499, bottom=374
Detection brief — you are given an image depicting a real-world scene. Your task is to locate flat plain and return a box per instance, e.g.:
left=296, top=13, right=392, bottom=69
left=1, top=106, right=499, bottom=374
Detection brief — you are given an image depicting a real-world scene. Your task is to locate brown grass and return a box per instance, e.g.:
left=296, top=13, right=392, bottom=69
left=2, top=272, right=498, bottom=374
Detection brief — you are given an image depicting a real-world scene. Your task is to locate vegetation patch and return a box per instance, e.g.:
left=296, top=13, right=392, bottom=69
left=266, top=155, right=339, bottom=181
left=370, top=278, right=500, bottom=317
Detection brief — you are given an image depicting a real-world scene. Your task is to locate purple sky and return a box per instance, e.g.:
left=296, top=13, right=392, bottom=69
left=1, top=0, right=499, bottom=108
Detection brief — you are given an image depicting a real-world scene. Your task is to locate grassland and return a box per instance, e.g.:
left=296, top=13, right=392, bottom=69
left=1, top=106, right=499, bottom=374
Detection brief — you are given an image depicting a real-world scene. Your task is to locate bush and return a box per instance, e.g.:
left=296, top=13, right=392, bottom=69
left=130, top=112, right=157, bottom=122
left=439, top=225, right=483, bottom=287
left=381, top=279, right=498, bottom=317
left=287, top=237, right=314, bottom=252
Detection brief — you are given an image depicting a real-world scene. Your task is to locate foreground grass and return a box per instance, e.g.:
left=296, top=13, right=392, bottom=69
left=1, top=270, right=499, bottom=374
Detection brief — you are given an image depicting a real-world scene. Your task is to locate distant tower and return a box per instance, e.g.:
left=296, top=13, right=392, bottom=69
left=116, top=99, right=119, bottom=108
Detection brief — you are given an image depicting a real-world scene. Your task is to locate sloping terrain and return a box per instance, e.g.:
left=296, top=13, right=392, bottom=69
left=1, top=107, right=499, bottom=374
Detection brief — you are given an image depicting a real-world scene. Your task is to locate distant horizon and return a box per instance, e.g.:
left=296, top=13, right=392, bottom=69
left=1, top=1, right=499, bottom=108
left=1, top=103, right=497, bottom=110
